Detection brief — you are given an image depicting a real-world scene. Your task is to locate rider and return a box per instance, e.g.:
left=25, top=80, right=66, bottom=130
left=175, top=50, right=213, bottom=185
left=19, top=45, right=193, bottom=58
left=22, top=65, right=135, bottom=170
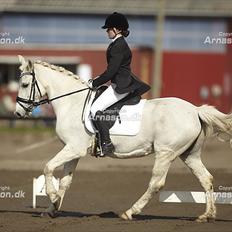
left=87, top=12, right=150, bottom=156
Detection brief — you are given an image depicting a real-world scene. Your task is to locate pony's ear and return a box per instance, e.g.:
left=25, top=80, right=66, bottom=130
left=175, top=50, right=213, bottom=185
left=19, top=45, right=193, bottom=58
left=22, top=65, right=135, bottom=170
left=18, top=55, right=26, bottom=65
left=18, top=55, right=27, bottom=71
left=28, top=60, right=33, bottom=71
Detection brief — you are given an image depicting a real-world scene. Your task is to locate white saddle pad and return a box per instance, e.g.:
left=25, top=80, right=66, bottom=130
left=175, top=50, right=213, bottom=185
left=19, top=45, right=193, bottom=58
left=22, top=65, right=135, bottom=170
left=84, top=94, right=146, bottom=136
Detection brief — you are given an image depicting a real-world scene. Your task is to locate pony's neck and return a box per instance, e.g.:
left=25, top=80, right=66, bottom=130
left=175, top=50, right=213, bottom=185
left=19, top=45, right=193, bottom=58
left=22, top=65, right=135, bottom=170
left=34, top=63, right=88, bottom=116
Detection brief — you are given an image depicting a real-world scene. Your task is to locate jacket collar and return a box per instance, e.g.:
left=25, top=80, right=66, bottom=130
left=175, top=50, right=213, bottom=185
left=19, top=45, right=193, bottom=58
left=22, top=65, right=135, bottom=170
left=112, top=34, right=122, bottom=42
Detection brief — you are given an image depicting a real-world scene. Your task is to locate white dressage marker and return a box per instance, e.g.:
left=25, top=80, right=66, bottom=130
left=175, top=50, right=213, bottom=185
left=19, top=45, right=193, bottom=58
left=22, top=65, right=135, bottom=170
left=160, top=191, right=232, bottom=204
left=33, top=175, right=60, bottom=208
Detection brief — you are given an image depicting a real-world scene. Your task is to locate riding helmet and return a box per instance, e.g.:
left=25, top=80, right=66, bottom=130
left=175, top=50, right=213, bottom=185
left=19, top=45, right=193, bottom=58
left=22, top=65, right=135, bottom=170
left=102, top=12, right=129, bottom=30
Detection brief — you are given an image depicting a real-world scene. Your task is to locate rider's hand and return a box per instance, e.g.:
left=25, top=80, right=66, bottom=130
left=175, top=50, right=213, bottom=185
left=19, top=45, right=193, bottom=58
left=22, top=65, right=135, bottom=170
left=86, top=79, right=93, bottom=89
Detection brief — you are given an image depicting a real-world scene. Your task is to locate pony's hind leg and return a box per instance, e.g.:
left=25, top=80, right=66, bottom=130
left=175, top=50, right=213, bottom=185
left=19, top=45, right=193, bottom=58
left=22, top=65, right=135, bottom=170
left=121, top=148, right=176, bottom=220
left=180, top=138, right=216, bottom=222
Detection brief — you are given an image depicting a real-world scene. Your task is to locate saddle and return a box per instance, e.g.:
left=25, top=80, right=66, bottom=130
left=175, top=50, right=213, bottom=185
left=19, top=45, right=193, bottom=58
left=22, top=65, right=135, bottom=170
left=93, top=86, right=141, bottom=128
left=84, top=86, right=146, bottom=136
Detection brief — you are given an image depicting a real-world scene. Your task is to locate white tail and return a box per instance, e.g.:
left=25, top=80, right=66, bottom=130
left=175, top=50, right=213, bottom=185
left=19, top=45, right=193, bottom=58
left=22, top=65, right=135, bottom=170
left=197, top=105, right=232, bottom=145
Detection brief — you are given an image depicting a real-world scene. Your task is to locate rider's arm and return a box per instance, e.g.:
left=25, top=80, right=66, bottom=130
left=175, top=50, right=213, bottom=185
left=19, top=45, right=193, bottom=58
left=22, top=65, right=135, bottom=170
left=92, top=44, right=124, bottom=88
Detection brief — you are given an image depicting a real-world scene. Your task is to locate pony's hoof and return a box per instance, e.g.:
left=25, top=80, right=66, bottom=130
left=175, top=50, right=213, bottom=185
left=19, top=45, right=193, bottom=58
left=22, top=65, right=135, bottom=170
left=41, top=203, right=58, bottom=218
left=196, top=215, right=215, bottom=223
left=40, top=210, right=58, bottom=218
left=196, top=217, right=207, bottom=223
left=120, top=212, right=133, bottom=220
left=53, top=196, right=62, bottom=211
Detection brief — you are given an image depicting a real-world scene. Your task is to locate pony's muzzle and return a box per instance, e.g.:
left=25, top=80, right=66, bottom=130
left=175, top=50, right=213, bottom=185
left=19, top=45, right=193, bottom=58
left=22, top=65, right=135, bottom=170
left=14, top=111, right=22, bottom=118
left=15, top=103, right=28, bottom=118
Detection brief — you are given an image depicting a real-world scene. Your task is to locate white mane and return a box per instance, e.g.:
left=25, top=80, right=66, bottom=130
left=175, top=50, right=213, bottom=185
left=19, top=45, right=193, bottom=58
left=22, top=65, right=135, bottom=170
left=34, top=60, right=86, bottom=83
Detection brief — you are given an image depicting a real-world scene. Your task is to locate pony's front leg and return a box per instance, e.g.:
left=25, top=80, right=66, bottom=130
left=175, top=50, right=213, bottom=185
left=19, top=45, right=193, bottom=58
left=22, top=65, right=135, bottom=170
left=55, top=159, right=79, bottom=210
left=43, top=145, right=82, bottom=216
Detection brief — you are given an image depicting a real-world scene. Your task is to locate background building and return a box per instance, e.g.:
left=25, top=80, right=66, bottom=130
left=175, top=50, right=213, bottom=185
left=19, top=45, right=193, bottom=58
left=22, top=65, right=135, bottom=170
left=0, top=0, right=231, bottom=114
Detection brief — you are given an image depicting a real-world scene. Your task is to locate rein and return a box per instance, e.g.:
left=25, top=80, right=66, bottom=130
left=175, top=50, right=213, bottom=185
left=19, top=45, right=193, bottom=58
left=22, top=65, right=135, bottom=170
left=16, top=70, right=90, bottom=112
left=35, top=87, right=90, bottom=106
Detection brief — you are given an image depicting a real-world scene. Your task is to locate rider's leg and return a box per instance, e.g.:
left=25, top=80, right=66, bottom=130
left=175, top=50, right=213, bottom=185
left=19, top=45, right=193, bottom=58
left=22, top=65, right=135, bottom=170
left=94, top=110, right=115, bottom=156
left=90, top=84, right=128, bottom=116
left=90, top=84, right=128, bottom=156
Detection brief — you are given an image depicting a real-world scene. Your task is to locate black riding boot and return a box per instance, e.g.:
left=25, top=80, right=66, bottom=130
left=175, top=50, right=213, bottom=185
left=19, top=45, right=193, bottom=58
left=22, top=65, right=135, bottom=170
left=93, top=110, right=115, bottom=156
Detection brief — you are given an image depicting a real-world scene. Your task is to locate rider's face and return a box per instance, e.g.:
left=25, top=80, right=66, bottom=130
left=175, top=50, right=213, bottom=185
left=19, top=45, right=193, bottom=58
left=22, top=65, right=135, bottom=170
left=106, top=28, right=121, bottom=39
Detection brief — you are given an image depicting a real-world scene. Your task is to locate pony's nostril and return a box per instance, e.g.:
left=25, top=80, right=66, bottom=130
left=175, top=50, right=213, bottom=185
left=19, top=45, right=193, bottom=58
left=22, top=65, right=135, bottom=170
left=14, top=111, right=22, bottom=118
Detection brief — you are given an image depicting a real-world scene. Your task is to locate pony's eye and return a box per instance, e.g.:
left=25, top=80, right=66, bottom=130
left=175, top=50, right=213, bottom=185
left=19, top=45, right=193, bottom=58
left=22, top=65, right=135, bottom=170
left=22, top=83, right=29, bottom=88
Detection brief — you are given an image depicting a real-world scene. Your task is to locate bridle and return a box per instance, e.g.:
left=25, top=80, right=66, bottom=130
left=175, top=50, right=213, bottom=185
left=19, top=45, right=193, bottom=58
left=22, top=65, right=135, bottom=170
left=16, top=69, right=90, bottom=113
left=16, top=70, right=43, bottom=112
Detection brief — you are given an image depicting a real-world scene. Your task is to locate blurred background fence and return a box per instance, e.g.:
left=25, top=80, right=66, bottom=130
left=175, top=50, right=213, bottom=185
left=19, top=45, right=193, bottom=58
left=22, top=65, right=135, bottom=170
left=0, top=0, right=231, bottom=127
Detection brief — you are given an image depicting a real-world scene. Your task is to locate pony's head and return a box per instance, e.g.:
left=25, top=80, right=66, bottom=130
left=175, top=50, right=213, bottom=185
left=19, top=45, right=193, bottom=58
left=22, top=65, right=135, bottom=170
left=15, top=55, right=46, bottom=118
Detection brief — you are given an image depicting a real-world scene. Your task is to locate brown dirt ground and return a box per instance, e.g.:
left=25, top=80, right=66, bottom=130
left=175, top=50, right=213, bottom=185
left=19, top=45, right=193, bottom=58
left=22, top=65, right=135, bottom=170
left=0, top=131, right=231, bottom=232
left=1, top=171, right=232, bottom=232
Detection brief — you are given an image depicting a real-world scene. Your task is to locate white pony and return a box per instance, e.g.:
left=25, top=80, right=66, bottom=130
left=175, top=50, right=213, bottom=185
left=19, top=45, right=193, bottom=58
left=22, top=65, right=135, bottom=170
left=15, top=55, right=232, bottom=222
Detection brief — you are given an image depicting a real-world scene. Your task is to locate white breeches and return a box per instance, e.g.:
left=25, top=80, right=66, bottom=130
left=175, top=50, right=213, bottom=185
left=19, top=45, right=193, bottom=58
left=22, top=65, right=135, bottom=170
left=90, top=84, right=129, bottom=116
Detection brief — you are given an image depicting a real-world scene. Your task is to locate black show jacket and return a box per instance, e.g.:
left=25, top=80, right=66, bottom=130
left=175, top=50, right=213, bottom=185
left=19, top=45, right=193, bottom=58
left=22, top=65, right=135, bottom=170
left=92, top=36, right=150, bottom=96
